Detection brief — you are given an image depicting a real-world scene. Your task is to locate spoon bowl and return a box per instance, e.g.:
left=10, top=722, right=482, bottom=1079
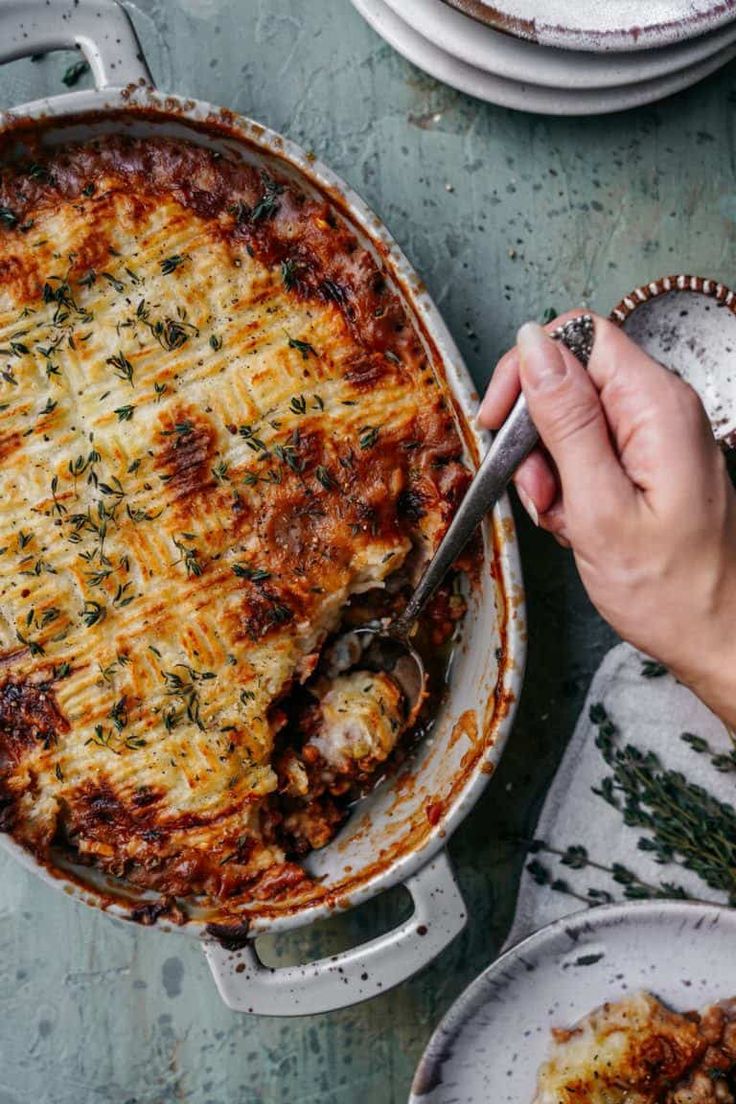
left=322, top=625, right=427, bottom=727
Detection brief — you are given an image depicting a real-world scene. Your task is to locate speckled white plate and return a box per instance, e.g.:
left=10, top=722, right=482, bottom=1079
left=444, top=0, right=736, bottom=53
left=352, top=0, right=736, bottom=114
left=409, top=901, right=736, bottom=1104
left=388, top=0, right=736, bottom=90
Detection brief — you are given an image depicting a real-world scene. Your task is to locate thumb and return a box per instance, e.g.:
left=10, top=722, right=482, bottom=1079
left=516, top=322, right=633, bottom=511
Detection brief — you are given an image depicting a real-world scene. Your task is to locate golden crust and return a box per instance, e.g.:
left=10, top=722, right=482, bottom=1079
left=534, top=992, right=736, bottom=1104
left=0, top=136, right=471, bottom=915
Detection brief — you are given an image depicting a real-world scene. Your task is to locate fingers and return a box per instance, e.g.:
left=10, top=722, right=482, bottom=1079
left=515, top=322, right=635, bottom=518
left=479, top=307, right=715, bottom=536
left=480, top=309, right=716, bottom=502
left=514, top=448, right=559, bottom=518
left=479, top=310, right=634, bottom=538
left=538, top=502, right=571, bottom=546
left=514, top=480, right=571, bottom=544
left=582, top=315, right=716, bottom=501
left=478, top=308, right=598, bottom=430
left=478, top=348, right=520, bottom=429
left=513, top=450, right=572, bottom=545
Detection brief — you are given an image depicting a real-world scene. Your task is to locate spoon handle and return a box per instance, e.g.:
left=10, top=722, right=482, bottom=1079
left=394, top=392, right=537, bottom=635
left=393, top=314, right=594, bottom=636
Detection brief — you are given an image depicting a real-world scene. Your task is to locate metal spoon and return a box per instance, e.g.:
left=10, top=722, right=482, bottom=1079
left=324, top=315, right=595, bottom=721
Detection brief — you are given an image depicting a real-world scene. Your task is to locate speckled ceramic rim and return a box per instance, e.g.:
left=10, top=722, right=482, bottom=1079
left=443, top=0, right=736, bottom=53
left=352, top=0, right=736, bottom=117
left=409, top=899, right=736, bottom=1101
left=385, top=0, right=736, bottom=92
left=611, top=272, right=736, bottom=448
left=0, top=1, right=526, bottom=945
left=611, top=272, right=736, bottom=323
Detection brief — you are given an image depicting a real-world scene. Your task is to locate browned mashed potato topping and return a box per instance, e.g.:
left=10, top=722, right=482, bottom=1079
left=0, top=133, right=475, bottom=922
left=534, top=991, right=736, bottom=1104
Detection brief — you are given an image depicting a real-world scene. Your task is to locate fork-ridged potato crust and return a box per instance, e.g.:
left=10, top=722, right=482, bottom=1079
left=535, top=992, right=736, bottom=1104
left=0, top=136, right=472, bottom=919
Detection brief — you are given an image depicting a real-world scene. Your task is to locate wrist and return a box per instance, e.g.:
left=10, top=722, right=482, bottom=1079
left=687, top=653, right=736, bottom=733
left=669, top=572, right=736, bottom=729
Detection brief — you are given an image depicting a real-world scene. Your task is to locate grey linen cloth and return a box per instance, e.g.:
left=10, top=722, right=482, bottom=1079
left=505, top=642, right=733, bottom=949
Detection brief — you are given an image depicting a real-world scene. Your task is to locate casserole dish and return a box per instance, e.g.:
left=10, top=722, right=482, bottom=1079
left=0, top=0, right=525, bottom=1015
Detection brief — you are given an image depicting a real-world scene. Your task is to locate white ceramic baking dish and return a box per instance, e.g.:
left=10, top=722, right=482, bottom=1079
left=0, top=0, right=525, bottom=1016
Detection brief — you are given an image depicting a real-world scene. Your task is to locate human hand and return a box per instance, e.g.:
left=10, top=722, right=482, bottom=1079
left=478, top=312, right=736, bottom=726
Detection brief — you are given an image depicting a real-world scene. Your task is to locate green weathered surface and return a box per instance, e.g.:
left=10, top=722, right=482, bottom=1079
left=0, top=2, right=734, bottom=1100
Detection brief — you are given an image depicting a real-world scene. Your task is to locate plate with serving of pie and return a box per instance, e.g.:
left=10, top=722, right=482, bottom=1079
left=409, top=900, right=736, bottom=1103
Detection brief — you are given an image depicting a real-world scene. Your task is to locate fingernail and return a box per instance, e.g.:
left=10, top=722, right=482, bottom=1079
left=517, top=322, right=567, bottom=388
left=517, top=487, right=539, bottom=526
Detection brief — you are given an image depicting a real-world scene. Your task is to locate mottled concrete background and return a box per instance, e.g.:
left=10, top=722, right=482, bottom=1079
left=0, top=2, right=734, bottom=1101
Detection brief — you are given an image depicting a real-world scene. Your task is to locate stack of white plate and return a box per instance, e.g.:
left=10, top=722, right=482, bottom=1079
left=350, top=0, right=736, bottom=114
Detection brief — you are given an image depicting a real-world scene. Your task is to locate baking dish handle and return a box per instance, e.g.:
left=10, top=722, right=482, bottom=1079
left=202, top=850, right=466, bottom=1016
left=0, top=0, right=152, bottom=90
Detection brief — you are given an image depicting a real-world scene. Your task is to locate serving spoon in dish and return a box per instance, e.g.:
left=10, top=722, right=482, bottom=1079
left=324, top=315, right=595, bottom=722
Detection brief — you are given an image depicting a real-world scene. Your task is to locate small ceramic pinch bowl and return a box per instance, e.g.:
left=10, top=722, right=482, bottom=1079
left=611, top=274, right=736, bottom=449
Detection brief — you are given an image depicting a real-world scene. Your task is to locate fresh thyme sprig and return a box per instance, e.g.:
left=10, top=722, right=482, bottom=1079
left=173, top=537, right=203, bottom=578
left=161, top=664, right=215, bottom=731
left=521, top=703, right=736, bottom=909
left=87, top=721, right=145, bottom=755
left=525, top=841, right=689, bottom=907
left=591, top=702, right=736, bottom=904
left=681, top=731, right=736, bottom=774
left=107, top=350, right=134, bottom=386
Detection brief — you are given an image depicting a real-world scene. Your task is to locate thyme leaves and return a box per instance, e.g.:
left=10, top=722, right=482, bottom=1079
left=523, top=702, right=736, bottom=910
left=62, top=59, right=90, bottom=88
left=281, top=259, right=296, bottom=289
left=0, top=206, right=18, bottom=230
left=160, top=254, right=188, bottom=276
left=232, top=564, right=271, bottom=582
left=590, top=703, right=736, bottom=903
left=315, top=465, right=335, bottom=491
left=681, top=730, right=736, bottom=774
left=16, top=629, right=45, bottom=657
left=80, top=600, right=106, bottom=628
left=250, top=174, right=284, bottom=222
left=359, top=425, right=380, bottom=450
left=287, top=335, right=316, bottom=360
left=641, top=659, right=668, bottom=679
left=106, top=350, right=134, bottom=387
left=173, top=538, right=203, bottom=578
left=126, top=503, right=164, bottom=523
left=161, top=665, right=215, bottom=731
left=87, top=721, right=146, bottom=755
